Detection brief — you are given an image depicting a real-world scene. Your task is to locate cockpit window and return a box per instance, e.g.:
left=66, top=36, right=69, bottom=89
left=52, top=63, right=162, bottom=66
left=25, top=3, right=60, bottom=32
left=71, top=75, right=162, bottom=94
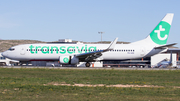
left=8, top=48, right=15, bottom=51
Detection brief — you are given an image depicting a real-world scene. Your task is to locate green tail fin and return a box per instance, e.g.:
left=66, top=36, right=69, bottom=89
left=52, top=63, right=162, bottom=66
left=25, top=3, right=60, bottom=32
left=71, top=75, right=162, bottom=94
left=150, top=13, right=174, bottom=45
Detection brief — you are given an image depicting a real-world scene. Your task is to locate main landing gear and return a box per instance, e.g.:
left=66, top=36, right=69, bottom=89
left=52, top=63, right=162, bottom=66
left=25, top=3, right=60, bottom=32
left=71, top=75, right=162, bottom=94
left=85, top=62, right=91, bottom=67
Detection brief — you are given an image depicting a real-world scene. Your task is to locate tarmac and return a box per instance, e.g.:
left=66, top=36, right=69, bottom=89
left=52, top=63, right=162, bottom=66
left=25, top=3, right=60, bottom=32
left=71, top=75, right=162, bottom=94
left=1, top=66, right=180, bottom=70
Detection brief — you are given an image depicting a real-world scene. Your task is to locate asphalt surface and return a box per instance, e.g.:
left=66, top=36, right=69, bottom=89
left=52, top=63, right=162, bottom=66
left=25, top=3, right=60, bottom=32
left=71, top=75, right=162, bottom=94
left=1, top=66, right=180, bottom=70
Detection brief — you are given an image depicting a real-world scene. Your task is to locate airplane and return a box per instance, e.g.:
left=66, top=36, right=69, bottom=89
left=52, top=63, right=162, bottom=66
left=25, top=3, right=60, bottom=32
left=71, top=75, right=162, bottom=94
left=1, top=13, right=176, bottom=67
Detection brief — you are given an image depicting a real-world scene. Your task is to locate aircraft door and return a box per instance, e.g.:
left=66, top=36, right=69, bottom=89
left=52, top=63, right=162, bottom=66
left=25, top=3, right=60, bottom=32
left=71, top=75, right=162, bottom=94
left=20, top=47, right=26, bottom=55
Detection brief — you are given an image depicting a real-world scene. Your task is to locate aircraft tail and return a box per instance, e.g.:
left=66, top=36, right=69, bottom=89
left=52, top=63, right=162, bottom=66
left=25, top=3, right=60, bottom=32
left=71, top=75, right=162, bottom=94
left=131, top=13, right=174, bottom=46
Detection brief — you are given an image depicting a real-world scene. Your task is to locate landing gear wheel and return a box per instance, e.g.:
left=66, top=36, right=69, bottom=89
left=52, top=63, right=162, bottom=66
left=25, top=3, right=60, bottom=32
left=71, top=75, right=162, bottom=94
left=85, top=62, right=91, bottom=67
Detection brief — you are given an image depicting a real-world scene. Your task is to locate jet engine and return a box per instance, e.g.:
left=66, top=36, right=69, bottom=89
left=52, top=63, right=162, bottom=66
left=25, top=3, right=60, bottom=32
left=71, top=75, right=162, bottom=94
left=59, top=56, right=79, bottom=64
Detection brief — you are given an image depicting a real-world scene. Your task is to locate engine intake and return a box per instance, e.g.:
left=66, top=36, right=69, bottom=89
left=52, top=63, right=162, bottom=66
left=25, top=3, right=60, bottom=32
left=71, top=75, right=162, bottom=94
left=59, top=56, right=79, bottom=64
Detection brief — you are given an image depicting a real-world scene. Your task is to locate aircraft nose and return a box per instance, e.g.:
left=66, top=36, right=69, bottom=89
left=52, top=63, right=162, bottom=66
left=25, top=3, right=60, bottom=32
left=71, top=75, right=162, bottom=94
left=1, top=51, right=8, bottom=57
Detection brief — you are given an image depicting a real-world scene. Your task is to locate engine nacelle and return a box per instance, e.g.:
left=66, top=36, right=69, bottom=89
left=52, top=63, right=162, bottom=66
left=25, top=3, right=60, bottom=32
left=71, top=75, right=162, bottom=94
left=59, top=56, right=79, bottom=64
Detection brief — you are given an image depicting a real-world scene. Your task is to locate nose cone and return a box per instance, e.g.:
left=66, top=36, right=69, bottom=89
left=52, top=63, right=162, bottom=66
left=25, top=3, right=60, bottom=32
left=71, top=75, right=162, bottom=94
left=1, top=51, right=8, bottom=57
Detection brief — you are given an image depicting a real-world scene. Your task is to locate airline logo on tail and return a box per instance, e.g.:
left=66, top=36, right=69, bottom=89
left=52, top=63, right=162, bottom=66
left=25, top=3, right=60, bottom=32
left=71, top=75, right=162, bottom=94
left=149, top=13, right=174, bottom=45
left=150, top=21, right=171, bottom=45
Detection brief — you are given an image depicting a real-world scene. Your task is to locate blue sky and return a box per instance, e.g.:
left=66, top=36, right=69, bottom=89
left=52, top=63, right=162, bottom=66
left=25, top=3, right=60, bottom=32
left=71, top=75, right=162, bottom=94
left=0, top=0, right=180, bottom=47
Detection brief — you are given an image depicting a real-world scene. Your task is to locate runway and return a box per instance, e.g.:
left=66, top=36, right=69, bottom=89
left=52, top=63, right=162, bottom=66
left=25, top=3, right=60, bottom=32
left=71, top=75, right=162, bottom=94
left=1, top=66, right=180, bottom=70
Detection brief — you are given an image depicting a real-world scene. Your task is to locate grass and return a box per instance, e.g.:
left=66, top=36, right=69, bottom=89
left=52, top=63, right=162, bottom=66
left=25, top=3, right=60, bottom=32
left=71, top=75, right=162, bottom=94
left=0, top=68, right=180, bottom=100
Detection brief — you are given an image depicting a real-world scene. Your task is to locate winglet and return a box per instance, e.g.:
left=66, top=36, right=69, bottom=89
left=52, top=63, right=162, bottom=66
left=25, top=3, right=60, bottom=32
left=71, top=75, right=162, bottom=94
left=107, top=37, right=118, bottom=50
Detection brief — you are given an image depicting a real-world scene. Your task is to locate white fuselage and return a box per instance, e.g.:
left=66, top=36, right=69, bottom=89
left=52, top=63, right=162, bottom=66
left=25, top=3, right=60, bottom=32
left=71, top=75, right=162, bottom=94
left=2, top=43, right=164, bottom=62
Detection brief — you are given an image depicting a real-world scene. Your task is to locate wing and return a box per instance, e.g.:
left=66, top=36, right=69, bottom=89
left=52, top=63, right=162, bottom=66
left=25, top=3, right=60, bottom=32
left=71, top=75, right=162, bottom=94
left=75, top=38, right=118, bottom=62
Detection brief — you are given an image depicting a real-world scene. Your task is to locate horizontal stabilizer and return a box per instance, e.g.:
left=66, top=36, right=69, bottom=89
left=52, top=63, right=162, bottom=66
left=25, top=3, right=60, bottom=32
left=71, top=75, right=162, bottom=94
left=154, top=43, right=177, bottom=49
